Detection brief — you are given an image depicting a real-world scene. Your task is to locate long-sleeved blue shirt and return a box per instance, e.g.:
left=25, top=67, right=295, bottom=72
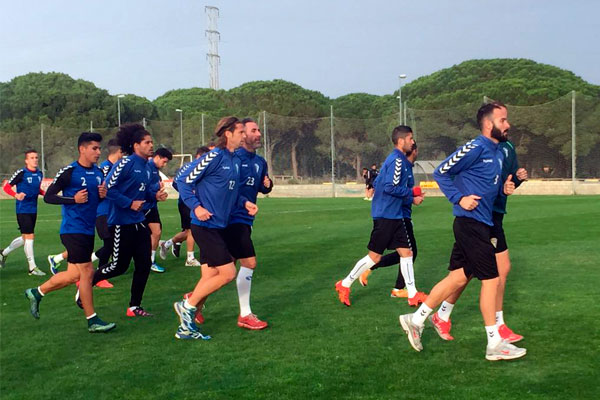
left=401, top=161, right=415, bottom=219
left=176, top=147, right=247, bottom=229
left=104, top=153, right=157, bottom=226
left=434, top=135, right=503, bottom=226
left=229, top=147, right=272, bottom=226
left=493, top=140, right=523, bottom=214
left=371, top=148, right=413, bottom=220
left=7, top=168, right=43, bottom=214
left=96, top=159, right=113, bottom=217
left=142, top=158, right=161, bottom=211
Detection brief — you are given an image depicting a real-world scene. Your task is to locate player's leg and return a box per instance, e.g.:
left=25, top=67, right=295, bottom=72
left=47, top=251, right=67, bottom=275
left=91, top=215, right=114, bottom=288
left=128, top=222, right=153, bottom=316
left=93, top=225, right=133, bottom=283
left=0, top=235, right=25, bottom=268
left=18, top=214, right=44, bottom=275
left=149, top=221, right=164, bottom=273
left=394, top=219, right=426, bottom=306
left=184, top=230, right=201, bottom=265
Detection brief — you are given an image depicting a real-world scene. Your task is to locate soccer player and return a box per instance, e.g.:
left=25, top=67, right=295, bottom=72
left=159, top=146, right=209, bottom=267
left=0, top=150, right=46, bottom=275
left=428, top=140, right=528, bottom=342
left=144, top=147, right=173, bottom=273
left=360, top=143, right=424, bottom=298
left=335, top=126, right=427, bottom=307
left=398, top=102, right=527, bottom=361
left=88, top=123, right=167, bottom=317
left=24, top=132, right=115, bottom=332
left=173, top=116, right=258, bottom=340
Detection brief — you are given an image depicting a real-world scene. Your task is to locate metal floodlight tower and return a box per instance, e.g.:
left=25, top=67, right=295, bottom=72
left=205, top=6, right=220, bottom=89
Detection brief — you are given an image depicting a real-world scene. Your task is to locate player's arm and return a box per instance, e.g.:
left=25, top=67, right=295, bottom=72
left=4, top=170, right=24, bottom=198
left=381, top=158, right=412, bottom=199
left=259, top=163, right=273, bottom=194
left=44, top=167, right=77, bottom=205
left=434, top=142, right=483, bottom=205
left=105, top=158, right=136, bottom=209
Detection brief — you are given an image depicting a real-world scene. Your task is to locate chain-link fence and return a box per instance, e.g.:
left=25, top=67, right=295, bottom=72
left=1, top=92, right=598, bottom=186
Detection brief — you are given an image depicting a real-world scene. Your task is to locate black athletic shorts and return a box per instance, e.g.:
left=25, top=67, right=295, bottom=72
left=143, top=206, right=162, bottom=226
left=17, top=213, right=36, bottom=234
left=448, top=217, right=498, bottom=280
left=60, top=233, right=95, bottom=264
left=366, top=183, right=374, bottom=190
left=178, top=200, right=191, bottom=230
left=367, top=218, right=412, bottom=254
left=490, top=211, right=508, bottom=253
left=223, top=223, right=255, bottom=259
left=95, top=214, right=111, bottom=240
left=190, top=224, right=234, bottom=267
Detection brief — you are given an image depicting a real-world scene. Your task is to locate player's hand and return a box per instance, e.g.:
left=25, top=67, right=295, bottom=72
left=156, top=187, right=168, bottom=201
left=15, top=192, right=26, bottom=201
left=194, top=206, right=213, bottom=221
left=504, top=174, right=515, bottom=196
left=74, top=189, right=88, bottom=203
left=413, top=195, right=424, bottom=205
left=263, top=176, right=272, bottom=189
left=131, top=200, right=145, bottom=211
left=245, top=201, right=258, bottom=216
left=459, top=195, right=481, bottom=211
left=516, top=168, right=528, bottom=181
left=98, top=183, right=107, bottom=199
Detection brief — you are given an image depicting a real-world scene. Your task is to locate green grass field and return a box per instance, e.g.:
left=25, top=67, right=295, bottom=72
left=1, top=196, right=599, bottom=399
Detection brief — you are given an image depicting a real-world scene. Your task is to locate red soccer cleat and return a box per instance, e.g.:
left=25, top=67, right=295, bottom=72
left=408, top=291, right=428, bottom=307
left=498, top=324, right=524, bottom=343
left=96, top=279, right=114, bottom=289
left=429, top=312, right=454, bottom=341
left=335, top=280, right=351, bottom=306
left=237, top=313, right=268, bottom=330
left=126, top=307, right=153, bottom=317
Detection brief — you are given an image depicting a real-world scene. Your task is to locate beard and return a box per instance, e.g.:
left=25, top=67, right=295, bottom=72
left=491, top=125, right=508, bottom=142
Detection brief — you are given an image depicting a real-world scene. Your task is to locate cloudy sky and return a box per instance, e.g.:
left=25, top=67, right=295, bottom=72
left=1, top=0, right=598, bottom=99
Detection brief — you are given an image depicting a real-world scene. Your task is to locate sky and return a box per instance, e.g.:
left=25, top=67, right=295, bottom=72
left=1, top=0, right=598, bottom=100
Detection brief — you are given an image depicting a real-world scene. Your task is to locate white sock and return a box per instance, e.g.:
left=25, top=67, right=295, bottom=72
left=24, top=239, right=36, bottom=270
left=54, top=253, right=65, bottom=263
left=437, top=301, right=455, bottom=322
left=412, top=303, right=433, bottom=327
left=164, top=239, right=173, bottom=249
left=129, top=306, right=138, bottom=311
left=496, top=311, right=505, bottom=326
left=2, top=236, right=24, bottom=256
left=86, top=313, right=97, bottom=320
left=237, top=267, right=254, bottom=317
left=37, top=286, right=45, bottom=296
left=341, top=255, right=376, bottom=288
left=183, top=299, right=196, bottom=310
left=187, top=251, right=195, bottom=260
left=91, top=253, right=98, bottom=263
left=486, top=325, right=501, bottom=347
left=151, top=250, right=156, bottom=263
left=400, top=257, right=417, bottom=298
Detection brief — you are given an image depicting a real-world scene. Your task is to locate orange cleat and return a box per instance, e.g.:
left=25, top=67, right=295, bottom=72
left=237, top=313, right=268, bottom=330
left=498, top=324, right=523, bottom=343
left=335, top=280, right=351, bottom=306
left=96, top=279, right=114, bottom=289
left=390, top=288, right=409, bottom=298
left=359, top=270, right=371, bottom=287
left=408, top=291, right=428, bottom=307
left=429, top=312, right=454, bottom=341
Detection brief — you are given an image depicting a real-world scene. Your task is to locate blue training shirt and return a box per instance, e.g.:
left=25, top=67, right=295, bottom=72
left=433, top=135, right=503, bottom=226
left=7, top=168, right=43, bottom=214
left=96, top=159, right=114, bottom=217
left=401, top=160, right=415, bottom=219
left=142, top=158, right=161, bottom=211
left=371, top=148, right=413, bottom=220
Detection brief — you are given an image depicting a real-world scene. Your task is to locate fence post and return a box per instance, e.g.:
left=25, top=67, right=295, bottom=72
left=262, top=111, right=268, bottom=170
left=201, top=113, right=205, bottom=145
left=40, top=124, right=45, bottom=176
left=142, top=117, right=147, bottom=128
left=330, top=105, right=336, bottom=198
left=90, top=121, right=93, bottom=132
left=571, top=90, right=576, bottom=195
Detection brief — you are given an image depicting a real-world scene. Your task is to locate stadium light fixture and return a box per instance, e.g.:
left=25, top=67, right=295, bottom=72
left=398, top=74, right=407, bottom=125
left=175, top=109, right=183, bottom=154
left=117, top=94, right=125, bottom=126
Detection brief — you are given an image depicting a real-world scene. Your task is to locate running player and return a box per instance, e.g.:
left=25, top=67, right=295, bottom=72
left=173, top=116, right=258, bottom=340
left=0, top=150, right=46, bottom=275
left=428, top=139, right=528, bottom=342
left=399, top=102, right=526, bottom=361
left=360, top=142, right=424, bottom=298
left=24, top=132, right=115, bottom=332
left=335, top=126, right=427, bottom=307
left=87, top=123, right=167, bottom=317
left=144, top=147, right=172, bottom=273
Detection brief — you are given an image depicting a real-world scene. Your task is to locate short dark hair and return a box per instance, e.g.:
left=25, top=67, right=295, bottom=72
left=24, top=149, right=37, bottom=157
left=241, top=118, right=256, bottom=125
left=107, top=138, right=121, bottom=155
left=195, top=146, right=211, bottom=157
left=78, top=132, right=103, bottom=147
left=476, top=102, right=506, bottom=129
left=154, top=148, right=173, bottom=160
left=391, top=125, right=412, bottom=145
left=116, top=123, right=150, bottom=155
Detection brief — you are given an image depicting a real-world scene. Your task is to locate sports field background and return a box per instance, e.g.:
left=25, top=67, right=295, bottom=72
left=1, top=196, right=598, bottom=399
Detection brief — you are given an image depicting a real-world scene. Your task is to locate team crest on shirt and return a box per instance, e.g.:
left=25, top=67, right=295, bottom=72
left=490, top=238, right=498, bottom=248
left=255, top=163, right=259, bottom=174
left=503, top=148, right=509, bottom=157
left=96, top=176, right=102, bottom=185
left=235, top=164, right=239, bottom=173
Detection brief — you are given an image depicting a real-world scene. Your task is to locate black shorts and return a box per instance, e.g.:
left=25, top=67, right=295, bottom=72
left=95, top=215, right=111, bottom=240
left=190, top=225, right=234, bottom=267
left=490, top=212, right=508, bottom=253
left=178, top=200, right=191, bottom=230
left=367, top=218, right=412, bottom=254
left=366, top=183, right=374, bottom=190
left=223, top=223, right=256, bottom=259
left=448, top=217, right=498, bottom=280
left=143, top=206, right=162, bottom=226
left=17, top=213, right=36, bottom=234
left=60, top=234, right=95, bottom=264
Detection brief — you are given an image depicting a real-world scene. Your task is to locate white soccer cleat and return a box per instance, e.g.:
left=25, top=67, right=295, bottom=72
left=185, top=258, right=201, bottom=267
left=399, top=313, right=423, bottom=352
left=158, top=240, right=167, bottom=260
left=485, top=340, right=527, bottom=361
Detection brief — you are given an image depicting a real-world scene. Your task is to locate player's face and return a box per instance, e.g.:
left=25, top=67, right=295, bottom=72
left=401, top=132, right=415, bottom=153
left=154, top=156, right=170, bottom=169
left=136, top=135, right=154, bottom=158
left=244, top=122, right=262, bottom=150
left=80, top=141, right=102, bottom=164
left=226, top=123, right=246, bottom=149
left=489, top=107, right=510, bottom=143
left=24, top=152, right=39, bottom=170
